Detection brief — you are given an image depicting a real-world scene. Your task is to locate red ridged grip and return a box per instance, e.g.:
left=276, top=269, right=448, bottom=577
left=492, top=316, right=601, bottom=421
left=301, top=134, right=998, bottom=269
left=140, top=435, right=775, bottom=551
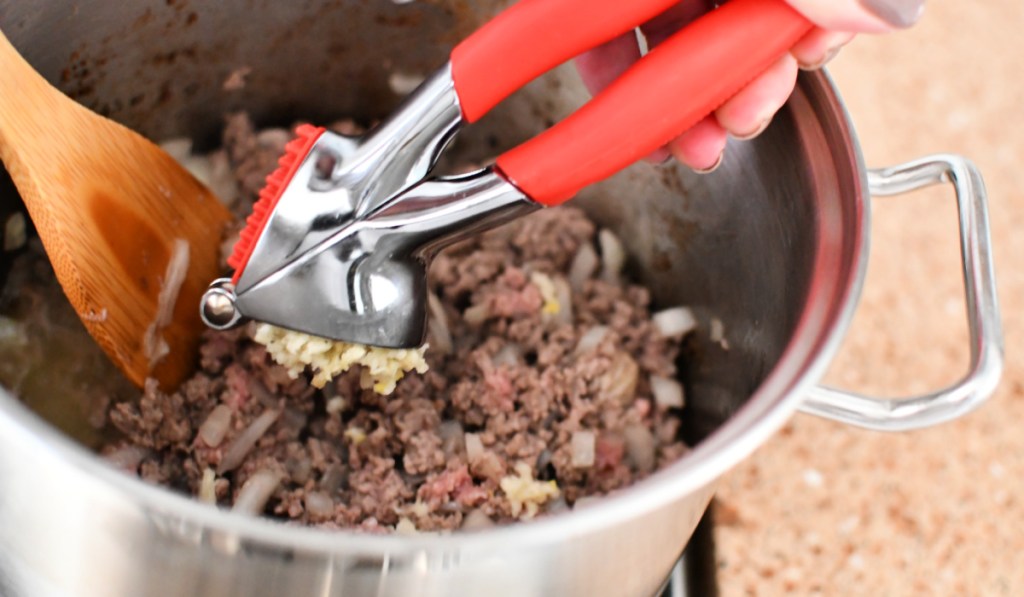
left=496, top=0, right=814, bottom=206
left=450, top=0, right=681, bottom=123
left=228, top=124, right=326, bottom=283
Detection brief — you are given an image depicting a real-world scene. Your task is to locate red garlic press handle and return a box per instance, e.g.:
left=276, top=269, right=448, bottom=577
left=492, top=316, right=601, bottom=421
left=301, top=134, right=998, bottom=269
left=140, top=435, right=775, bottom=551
left=451, top=0, right=682, bottom=123
left=495, top=0, right=814, bottom=206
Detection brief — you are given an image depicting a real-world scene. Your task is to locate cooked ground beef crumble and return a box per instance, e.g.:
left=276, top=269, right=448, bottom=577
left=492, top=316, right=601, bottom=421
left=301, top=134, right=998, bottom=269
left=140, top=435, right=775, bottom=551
left=91, top=114, right=692, bottom=532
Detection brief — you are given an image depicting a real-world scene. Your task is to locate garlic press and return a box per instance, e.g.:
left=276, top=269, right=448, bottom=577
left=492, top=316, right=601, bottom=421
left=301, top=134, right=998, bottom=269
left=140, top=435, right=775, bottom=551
left=199, top=0, right=813, bottom=348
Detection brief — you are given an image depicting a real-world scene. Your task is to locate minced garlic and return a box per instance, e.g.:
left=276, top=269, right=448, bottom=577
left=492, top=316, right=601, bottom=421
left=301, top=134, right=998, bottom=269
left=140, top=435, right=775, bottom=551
left=530, top=272, right=561, bottom=315
left=344, top=426, right=367, bottom=445
left=500, top=462, right=560, bottom=519
left=252, top=323, right=428, bottom=394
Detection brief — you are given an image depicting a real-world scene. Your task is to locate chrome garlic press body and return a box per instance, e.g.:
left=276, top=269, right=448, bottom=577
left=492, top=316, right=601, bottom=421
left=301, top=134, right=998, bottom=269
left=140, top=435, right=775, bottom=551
left=200, top=0, right=815, bottom=348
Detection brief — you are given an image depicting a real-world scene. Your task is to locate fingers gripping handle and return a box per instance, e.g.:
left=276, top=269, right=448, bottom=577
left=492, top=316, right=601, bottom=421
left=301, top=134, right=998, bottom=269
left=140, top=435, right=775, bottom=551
left=496, top=0, right=814, bottom=206
left=451, top=0, right=681, bottom=123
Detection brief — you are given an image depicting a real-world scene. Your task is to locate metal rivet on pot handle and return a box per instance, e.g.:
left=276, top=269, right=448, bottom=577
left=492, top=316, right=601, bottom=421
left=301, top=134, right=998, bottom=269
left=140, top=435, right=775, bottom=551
left=800, top=154, right=1004, bottom=431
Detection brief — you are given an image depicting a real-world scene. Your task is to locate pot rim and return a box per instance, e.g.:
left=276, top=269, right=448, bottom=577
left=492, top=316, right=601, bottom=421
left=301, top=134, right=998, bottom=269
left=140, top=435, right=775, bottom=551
left=0, top=70, right=869, bottom=553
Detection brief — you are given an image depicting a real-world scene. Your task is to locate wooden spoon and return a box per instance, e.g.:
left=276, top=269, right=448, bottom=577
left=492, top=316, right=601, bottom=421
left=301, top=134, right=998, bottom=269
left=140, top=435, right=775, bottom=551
left=0, top=30, right=232, bottom=390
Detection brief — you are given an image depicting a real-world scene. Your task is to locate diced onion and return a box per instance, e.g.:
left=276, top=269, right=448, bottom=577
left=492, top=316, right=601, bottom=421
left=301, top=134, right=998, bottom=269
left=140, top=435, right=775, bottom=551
left=461, top=509, right=494, bottom=530
left=217, top=409, right=280, bottom=474
left=598, top=229, right=626, bottom=282
left=623, top=425, right=656, bottom=473
left=395, top=517, right=419, bottom=535
left=233, top=470, right=283, bottom=515
left=207, top=150, right=239, bottom=207
left=570, top=431, right=596, bottom=468
left=439, top=420, right=465, bottom=458
left=256, top=128, right=291, bottom=151
left=602, top=353, right=639, bottom=405
left=389, top=72, right=426, bottom=95
left=427, top=292, right=453, bottom=355
left=320, top=465, right=346, bottom=493
left=574, top=325, right=609, bottom=355
left=650, top=376, right=685, bottom=409
left=304, top=491, right=335, bottom=518
left=197, top=405, right=232, bottom=447
left=143, top=239, right=190, bottom=368
left=492, top=344, right=521, bottom=367
left=464, top=433, right=484, bottom=461
left=652, top=307, right=698, bottom=338
left=325, top=397, right=347, bottom=415
left=463, top=302, right=490, bottom=326
left=159, top=138, right=193, bottom=162
left=568, top=242, right=599, bottom=292
left=198, top=468, right=217, bottom=504
left=710, top=317, right=726, bottom=343
left=553, top=276, right=573, bottom=325
left=3, top=212, right=26, bottom=252
left=181, top=155, right=213, bottom=186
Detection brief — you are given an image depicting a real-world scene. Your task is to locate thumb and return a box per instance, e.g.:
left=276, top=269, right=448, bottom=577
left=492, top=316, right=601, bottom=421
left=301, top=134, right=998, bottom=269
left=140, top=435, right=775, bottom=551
left=785, top=0, right=925, bottom=32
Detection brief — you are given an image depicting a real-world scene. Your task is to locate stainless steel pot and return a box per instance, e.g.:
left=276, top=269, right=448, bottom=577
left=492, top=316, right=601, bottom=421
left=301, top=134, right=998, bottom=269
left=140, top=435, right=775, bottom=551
left=0, top=1, right=1003, bottom=596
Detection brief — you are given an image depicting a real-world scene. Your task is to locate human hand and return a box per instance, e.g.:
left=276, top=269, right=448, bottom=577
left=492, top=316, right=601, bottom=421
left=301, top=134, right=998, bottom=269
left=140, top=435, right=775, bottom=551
left=575, top=0, right=925, bottom=172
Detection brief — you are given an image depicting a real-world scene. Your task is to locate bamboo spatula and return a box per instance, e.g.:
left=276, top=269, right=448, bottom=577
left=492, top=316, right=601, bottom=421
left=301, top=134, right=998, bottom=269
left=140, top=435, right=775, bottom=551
left=0, top=30, right=232, bottom=390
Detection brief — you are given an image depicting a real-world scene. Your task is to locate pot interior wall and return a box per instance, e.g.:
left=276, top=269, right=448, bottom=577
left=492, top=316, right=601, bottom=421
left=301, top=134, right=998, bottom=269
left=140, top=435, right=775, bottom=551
left=0, top=0, right=819, bottom=446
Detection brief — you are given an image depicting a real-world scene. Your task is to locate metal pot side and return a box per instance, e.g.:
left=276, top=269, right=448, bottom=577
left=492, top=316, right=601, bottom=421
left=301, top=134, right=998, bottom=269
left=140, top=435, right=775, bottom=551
left=0, top=1, right=1001, bottom=596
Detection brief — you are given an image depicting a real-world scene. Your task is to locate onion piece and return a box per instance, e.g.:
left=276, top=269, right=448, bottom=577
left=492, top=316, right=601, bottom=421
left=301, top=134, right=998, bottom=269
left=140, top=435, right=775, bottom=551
left=570, top=431, right=596, bottom=468
left=320, top=465, right=346, bottom=493
left=256, top=128, right=291, bottom=152
left=650, top=376, right=685, bottom=409
left=181, top=155, right=213, bottom=186
left=3, top=212, right=26, bottom=252
left=623, top=425, right=656, bottom=473
left=598, top=229, right=626, bottom=282
left=217, top=409, right=280, bottom=474
left=198, top=468, right=217, bottom=504
left=492, top=344, right=521, bottom=367
left=710, top=317, right=729, bottom=348
left=143, top=238, right=190, bottom=367
left=197, top=405, right=232, bottom=447
left=207, top=150, right=239, bottom=207
left=569, top=242, right=599, bottom=292
left=159, top=138, right=193, bottom=162
left=439, top=420, right=465, bottom=458
left=462, top=302, right=490, bottom=326
left=552, top=276, right=573, bottom=325
left=395, top=517, right=419, bottom=535
left=233, top=470, right=283, bottom=515
left=601, top=353, right=639, bottom=405
left=461, top=509, right=494, bottom=530
left=464, top=433, right=484, bottom=462
left=304, top=491, right=335, bottom=519
left=427, top=291, right=453, bottom=355
left=389, top=72, right=426, bottom=96
left=574, top=325, right=609, bottom=356
left=325, top=396, right=347, bottom=415
left=652, top=307, right=698, bottom=338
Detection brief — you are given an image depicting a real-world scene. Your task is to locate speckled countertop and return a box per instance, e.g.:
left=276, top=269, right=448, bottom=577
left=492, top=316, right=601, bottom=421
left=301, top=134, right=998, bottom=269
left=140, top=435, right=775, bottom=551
left=713, top=2, right=1023, bottom=595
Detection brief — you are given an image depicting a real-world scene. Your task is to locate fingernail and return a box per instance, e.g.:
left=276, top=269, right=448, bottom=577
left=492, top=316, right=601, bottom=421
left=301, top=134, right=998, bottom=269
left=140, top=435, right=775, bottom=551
left=858, top=0, right=925, bottom=28
left=734, top=118, right=770, bottom=141
left=692, top=151, right=724, bottom=174
left=799, top=44, right=843, bottom=71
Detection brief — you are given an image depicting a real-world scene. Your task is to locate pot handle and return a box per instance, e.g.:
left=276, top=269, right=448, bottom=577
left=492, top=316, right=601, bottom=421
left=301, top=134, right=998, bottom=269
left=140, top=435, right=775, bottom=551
left=800, top=154, right=1003, bottom=431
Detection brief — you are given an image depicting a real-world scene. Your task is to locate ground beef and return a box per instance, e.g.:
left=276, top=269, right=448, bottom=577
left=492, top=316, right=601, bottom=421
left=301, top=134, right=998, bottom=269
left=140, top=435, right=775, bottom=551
left=100, top=114, right=691, bottom=532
